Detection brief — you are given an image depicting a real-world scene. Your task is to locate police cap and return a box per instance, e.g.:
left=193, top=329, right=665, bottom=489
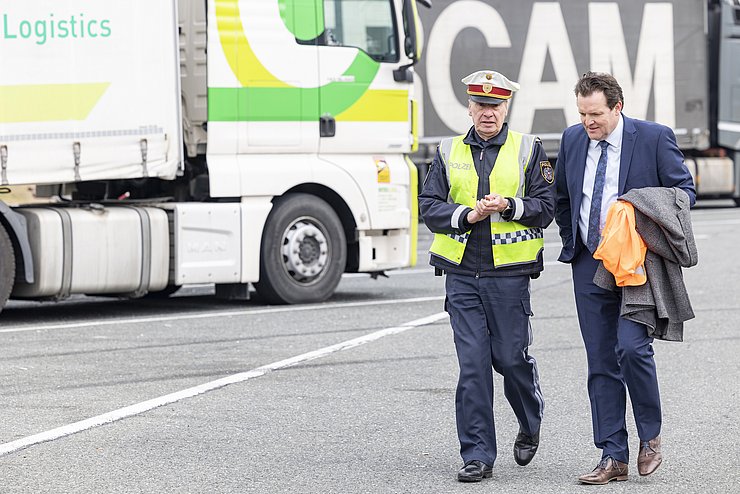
left=462, top=70, right=520, bottom=105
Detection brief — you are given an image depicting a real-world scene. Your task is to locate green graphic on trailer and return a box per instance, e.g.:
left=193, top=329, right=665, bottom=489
left=0, top=83, right=109, bottom=123
left=210, top=0, right=406, bottom=123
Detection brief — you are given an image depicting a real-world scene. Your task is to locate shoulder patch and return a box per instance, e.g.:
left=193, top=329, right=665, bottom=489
left=540, top=161, right=554, bottom=184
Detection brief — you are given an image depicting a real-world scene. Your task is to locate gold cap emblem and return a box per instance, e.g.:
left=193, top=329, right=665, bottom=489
left=482, top=84, right=493, bottom=93
left=485, top=73, right=493, bottom=80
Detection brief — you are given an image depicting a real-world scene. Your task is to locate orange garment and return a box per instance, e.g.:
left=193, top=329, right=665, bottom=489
left=593, top=200, right=647, bottom=286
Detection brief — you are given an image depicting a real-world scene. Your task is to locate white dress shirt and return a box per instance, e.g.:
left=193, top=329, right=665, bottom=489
left=578, top=115, right=623, bottom=247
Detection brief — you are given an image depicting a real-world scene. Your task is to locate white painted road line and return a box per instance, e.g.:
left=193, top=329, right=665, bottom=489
left=342, top=267, right=432, bottom=277
left=342, top=258, right=567, bottom=279
left=346, top=260, right=570, bottom=279
left=0, top=296, right=445, bottom=334
left=0, top=311, right=449, bottom=457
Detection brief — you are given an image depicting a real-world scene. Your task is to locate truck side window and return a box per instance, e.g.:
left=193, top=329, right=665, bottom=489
left=321, top=0, right=399, bottom=63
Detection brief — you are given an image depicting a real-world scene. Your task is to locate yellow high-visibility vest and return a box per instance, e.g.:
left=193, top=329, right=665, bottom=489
left=429, top=131, right=544, bottom=267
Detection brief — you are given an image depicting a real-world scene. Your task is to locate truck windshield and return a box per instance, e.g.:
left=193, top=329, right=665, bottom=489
left=322, top=0, right=399, bottom=63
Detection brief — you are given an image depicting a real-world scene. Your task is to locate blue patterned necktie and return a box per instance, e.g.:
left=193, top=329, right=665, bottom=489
left=586, top=140, right=610, bottom=253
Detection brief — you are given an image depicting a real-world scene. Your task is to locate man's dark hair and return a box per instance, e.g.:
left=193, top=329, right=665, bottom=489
left=574, top=72, right=624, bottom=110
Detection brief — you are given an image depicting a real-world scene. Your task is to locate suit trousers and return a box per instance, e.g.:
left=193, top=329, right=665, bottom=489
left=571, top=247, right=662, bottom=463
left=445, top=273, right=544, bottom=466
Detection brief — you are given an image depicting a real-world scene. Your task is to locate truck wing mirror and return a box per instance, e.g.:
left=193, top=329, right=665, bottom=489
left=395, top=0, right=431, bottom=82
left=402, top=0, right=430, bottom=62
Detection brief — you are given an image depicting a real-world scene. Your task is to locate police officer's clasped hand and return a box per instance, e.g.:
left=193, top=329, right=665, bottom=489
left=467, top=194, right=507, bottom=224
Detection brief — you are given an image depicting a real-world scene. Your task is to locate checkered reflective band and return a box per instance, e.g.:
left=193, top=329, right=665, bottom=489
left=448, top=232, right=470, bottom=244
left=491, top=228, right=543, bottom=245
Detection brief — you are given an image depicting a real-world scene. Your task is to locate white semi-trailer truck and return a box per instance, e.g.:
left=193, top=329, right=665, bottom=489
left=0, top=0, right=428, bottom=313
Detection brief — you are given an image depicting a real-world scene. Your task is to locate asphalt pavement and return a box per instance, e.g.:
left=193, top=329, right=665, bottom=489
left=0, top=200, right=738, bottom=493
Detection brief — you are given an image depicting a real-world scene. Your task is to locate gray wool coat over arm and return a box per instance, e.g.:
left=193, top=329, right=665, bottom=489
left=593, top=187, right=698, bottom=341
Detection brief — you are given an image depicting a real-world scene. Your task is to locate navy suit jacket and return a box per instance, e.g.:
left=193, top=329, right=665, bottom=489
left=555, top=115, right=696, bottom=263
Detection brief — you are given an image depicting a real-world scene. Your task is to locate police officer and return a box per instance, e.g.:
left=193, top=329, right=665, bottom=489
left=419, top=70, right=555, bottom=482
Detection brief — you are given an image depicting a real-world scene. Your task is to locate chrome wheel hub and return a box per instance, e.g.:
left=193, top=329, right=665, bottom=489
left=281, top=219, right=329, bottom=282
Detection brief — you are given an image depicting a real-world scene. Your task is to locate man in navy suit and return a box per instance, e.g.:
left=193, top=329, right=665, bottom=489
left=555, top=72, right=695, bottom=484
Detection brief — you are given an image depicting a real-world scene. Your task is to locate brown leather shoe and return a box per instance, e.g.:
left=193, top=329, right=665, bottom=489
left=637, top=436, right=662, bottom=476
left=578, top=456, right=629, bottom=485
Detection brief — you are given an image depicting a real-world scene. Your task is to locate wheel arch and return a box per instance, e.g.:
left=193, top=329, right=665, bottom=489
left=0, top=201, right=34, bottom=284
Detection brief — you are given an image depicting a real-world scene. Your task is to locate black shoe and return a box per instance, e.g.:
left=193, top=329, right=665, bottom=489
left=513, top=429, right=540, bottom=466
left=457, top=460, right=493, bottom=482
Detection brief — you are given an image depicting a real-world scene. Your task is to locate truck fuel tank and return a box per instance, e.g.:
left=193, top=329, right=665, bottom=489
left=12, top=206, right=170, bottom=299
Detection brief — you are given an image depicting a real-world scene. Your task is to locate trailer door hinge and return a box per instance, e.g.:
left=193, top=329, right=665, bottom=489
left=140, top=139, right=149, bottom=177
left=1, top=145, right=8, bottom=185
left=73, top=142, right=81, bottom=181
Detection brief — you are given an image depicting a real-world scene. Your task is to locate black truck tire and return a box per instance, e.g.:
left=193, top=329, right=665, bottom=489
left=255, top=194, right=346, bottom=304
left=0, top=223, right=15, bottom=313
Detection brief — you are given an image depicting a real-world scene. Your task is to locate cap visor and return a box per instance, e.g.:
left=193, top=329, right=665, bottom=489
left=468, top=94, right=507, bottom=105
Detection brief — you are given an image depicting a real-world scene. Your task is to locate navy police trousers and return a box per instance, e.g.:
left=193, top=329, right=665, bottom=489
left=445, top=273, right=544, bottom=466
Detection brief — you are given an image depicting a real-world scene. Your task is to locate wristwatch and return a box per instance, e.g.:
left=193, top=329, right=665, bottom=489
left=501, top=199, right=513, bottom=219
